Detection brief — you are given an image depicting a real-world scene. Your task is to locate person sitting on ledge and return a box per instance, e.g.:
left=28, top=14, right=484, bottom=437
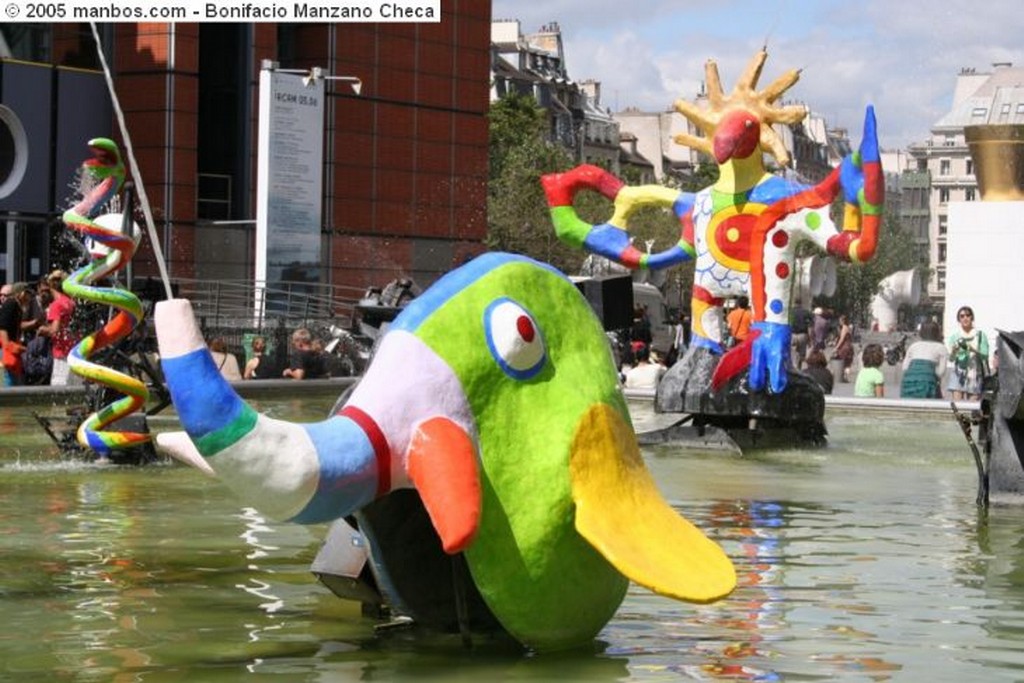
left=208, top=336, right=242, bottom=382
left=623, top=343, right=665, bottom=390
left=900, top=320, right=948, bottom=399
left=854, top=343, right=886, bottom=398
left=243, top=335, right=273, bottom=379
left=283, top=327, right=329, bottom=380
left=804, top=349, right=833, bottom=395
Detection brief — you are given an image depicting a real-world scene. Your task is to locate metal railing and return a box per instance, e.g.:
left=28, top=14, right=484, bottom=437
left=165, top=277, right=367, bottom=330
left=129, top=277, right=372, bottom=373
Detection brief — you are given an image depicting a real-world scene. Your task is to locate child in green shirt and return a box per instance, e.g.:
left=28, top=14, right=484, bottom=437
left=854, top=343, right=885, bottom=397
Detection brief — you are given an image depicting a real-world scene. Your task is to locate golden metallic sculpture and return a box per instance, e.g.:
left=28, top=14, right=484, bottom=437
left=965, top=124, right=1024, bottom=201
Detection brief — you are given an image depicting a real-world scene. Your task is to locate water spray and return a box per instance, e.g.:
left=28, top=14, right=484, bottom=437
left=62, top=139, right=151, bottom=455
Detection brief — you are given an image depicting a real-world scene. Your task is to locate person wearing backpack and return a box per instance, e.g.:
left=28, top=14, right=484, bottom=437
left=21, top=334, right=52, bottom=385
left=725, top=296, right=752, bottom=348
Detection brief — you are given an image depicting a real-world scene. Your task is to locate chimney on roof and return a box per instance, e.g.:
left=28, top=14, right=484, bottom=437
left=580, top=79, right=601, bottom=105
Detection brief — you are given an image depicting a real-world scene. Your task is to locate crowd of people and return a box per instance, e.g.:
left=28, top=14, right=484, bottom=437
left=0, top=271, right=84, bottom=387
left=208, top=327, right=332, bottom=383
left=796, top=303, right=991, bottom=402
left=0, top=270, right=338, bottom=387
left=617, top=294, right=995, bottom=403
left=0, top=277, right=996, bottom=401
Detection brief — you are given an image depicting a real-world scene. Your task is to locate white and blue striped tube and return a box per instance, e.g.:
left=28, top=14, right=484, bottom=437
left=154, top=299, right=380, bottom=523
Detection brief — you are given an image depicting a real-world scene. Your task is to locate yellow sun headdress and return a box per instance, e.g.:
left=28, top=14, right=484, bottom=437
left=673, top=50, right=807, bottom=167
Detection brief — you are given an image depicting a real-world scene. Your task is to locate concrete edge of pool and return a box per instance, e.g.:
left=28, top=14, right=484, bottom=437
left=0, top=380, right=979, bottom=420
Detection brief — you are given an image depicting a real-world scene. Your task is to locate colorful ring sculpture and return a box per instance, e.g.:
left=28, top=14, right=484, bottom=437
left=542, top=50, right=883, bottom=396
left=61, top=138, right=151, bottom=455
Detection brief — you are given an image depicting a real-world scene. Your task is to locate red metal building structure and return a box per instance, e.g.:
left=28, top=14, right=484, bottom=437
left=0, top=4, right=490, bottom=293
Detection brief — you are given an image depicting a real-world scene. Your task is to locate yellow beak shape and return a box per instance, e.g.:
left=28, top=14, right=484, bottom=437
left=570, top=404, right=736, bottom=602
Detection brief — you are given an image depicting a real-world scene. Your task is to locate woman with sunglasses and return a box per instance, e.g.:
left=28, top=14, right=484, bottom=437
left=947, top=306, right=989, bottom=401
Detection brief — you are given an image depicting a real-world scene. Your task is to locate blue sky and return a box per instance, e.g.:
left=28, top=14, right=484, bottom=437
left=491, top=0, right=1022, bottom=150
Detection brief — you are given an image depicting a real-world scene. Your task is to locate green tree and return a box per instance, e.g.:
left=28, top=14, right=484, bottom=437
left=488, top=91, right=551, bottom=182
left=677, top=158, right=720, bottom=193
left=487, top=93, right=584, bottom=273
left=487, top=95, right=708, bottom=302
left=822, top=209, right=924, bottom=325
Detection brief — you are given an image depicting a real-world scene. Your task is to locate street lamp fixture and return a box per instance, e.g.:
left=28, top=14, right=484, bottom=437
left=260, top=61, right=362, bottom=95
left=303, top=66, right=362, bottom=95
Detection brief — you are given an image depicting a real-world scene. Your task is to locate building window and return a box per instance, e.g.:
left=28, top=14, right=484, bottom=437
left=1001, top=103, right=1012, bottom=116
left=971, top=107, right=988, bottom=118
left=0, top=23, right=105, bottom=69
left=0, top=24, right=50, bottom=62
left=938, top=215, right=948, bottom=236
left=966, top=187, right=976, bottom=201
left=966, top=159, right=973, bottom=175
left=939, top=188, right=950, bottom=204
left=917, top=187, right=933, bottom=208
left=1018, top=103, right=1024, bottom=115
left=197, top=174, right=232, bottom=220
left=944, top=134, right=955, bottom=147
left=940, top=159, right=950, bottom=175
left=937, top=270, right=946, bottom=291
left=938, top=243, right=946, bottom=263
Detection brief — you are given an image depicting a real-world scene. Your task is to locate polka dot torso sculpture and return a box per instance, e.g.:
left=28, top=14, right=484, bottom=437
left=543, top=50, right=883, bottom=395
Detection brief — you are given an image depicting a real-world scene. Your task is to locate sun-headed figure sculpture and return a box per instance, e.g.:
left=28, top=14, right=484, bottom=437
left=542, top=50, right=882, bottom=396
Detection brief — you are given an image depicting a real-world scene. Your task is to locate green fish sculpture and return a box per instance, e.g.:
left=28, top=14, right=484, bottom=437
left=155, top=252, right=735, bottom=650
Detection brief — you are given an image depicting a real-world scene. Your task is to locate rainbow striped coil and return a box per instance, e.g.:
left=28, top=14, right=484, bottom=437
left=61, top=138, right=151, bottom=455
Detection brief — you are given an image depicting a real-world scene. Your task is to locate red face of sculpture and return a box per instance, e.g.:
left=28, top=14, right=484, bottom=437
left=713, top=109, right=761, bottom=163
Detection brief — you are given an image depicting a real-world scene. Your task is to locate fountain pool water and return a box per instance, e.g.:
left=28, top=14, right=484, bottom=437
left=2, top=398, right=1024, bottom=681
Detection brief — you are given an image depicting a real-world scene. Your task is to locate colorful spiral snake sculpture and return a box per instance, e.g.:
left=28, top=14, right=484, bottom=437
left=61, top=138, right=150, bottom=455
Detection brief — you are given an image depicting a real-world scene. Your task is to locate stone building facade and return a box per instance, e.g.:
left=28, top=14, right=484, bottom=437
left=908, top=63, right=1024, bottom=301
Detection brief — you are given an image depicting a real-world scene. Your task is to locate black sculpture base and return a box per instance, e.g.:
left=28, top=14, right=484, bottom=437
left=988, top=331, right=1024, bottom=502
left=313, top=489, right=507, bottom=644
left=655, top=344, right=827, bottom=447
left=34, top=410, right=161, bottom=465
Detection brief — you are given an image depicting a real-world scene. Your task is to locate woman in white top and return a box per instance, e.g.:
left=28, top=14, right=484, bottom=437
left=209, top=336, right=242, bottom=382
left=900, top=320, right=948, bottom=398
left=624, top=345, right=665, bottom=390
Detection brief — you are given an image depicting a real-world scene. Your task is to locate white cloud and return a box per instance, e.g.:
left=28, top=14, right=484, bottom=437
left=492, top=0, right=1023, bottom=149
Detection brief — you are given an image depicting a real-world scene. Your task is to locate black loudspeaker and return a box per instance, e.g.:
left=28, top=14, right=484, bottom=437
left=0, top=61, right=52, bottom=212
left=574, top=274, right=634, bottom=331
left=0, top=62, right=110, bottom=213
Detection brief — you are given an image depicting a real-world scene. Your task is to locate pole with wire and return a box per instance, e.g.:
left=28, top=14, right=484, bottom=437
left=89, top=22, right=174, bottom=301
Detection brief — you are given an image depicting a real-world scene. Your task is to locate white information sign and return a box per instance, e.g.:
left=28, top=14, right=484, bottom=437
left=255, top=66, right=324, bottom=314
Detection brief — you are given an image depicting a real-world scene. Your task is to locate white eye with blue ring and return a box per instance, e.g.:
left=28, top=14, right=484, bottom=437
left=484, top=297, right=547, bottom=380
